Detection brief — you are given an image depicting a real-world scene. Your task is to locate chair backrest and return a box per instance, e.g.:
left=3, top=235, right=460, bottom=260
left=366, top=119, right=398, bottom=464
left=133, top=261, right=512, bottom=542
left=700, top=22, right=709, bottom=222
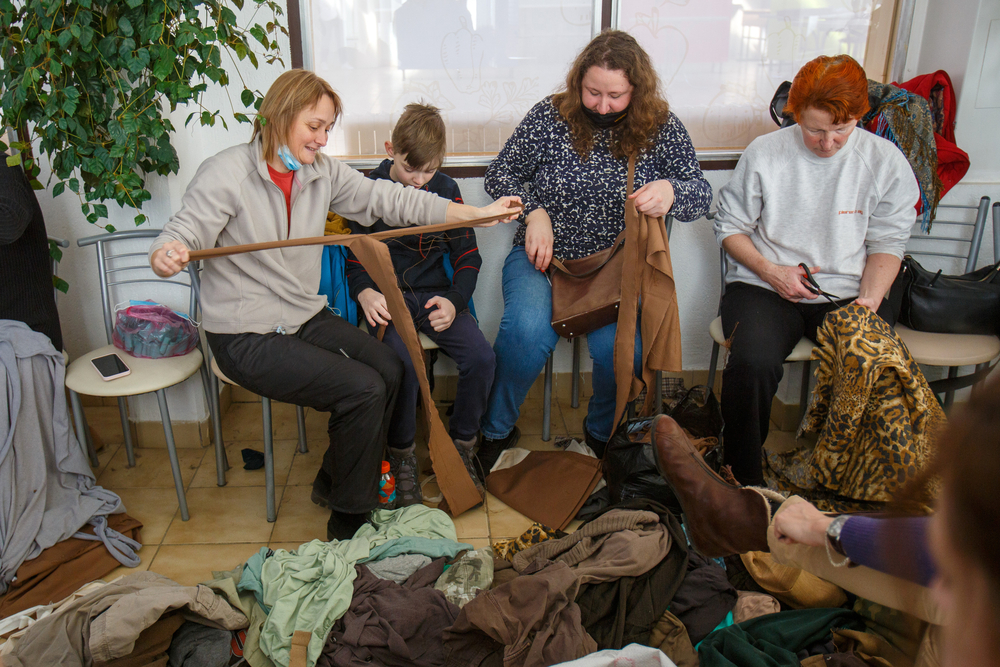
left=48, top=235, right=69, bottom=301
left=906, top=196, right=991, bottom=273
left=77, top=229, right=199, bottom=346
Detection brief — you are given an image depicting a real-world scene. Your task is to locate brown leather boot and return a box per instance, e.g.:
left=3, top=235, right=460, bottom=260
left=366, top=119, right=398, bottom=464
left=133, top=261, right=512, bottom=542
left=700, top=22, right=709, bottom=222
left=652, top=414, right=770, bottom=558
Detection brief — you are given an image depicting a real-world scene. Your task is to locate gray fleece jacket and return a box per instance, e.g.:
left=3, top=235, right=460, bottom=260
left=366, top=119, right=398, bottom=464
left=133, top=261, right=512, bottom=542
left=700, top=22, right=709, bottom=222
left=151, top=139, right=450, bottom=334
left=713, top=126, right=918, bottom=298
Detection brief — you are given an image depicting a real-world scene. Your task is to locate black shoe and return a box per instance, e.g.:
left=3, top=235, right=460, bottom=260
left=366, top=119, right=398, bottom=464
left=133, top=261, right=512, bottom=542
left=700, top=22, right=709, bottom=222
left=387, top=444, right=422, bottom=508
left=327, top=510, right=371, bottom=541
left=476, top=426, right=520, bottom=480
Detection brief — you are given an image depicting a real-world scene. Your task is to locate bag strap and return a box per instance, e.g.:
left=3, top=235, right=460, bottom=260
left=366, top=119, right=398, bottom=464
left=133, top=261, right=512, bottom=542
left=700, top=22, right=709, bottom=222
left=547, top=232, right=626, bottom=277
left=547, top=155, right=636, bottom=277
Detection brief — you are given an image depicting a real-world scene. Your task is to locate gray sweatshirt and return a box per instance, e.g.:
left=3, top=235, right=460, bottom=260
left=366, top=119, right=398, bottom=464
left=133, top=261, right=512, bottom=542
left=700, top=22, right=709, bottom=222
left=713, top=125, right=918, bottom=298
left=151, top=139, right=450, bottom=334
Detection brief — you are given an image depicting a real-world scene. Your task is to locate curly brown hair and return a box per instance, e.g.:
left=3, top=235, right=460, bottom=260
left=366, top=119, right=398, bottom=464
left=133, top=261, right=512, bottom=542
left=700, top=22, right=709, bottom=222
left=552, top=30, right=670, bottom=161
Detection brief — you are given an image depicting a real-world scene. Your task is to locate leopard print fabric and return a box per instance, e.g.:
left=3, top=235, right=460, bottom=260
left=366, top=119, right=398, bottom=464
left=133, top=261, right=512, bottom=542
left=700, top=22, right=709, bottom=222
left=491, top=523, right=568, bottom=562
left=765, top=304, right=944, bottom=512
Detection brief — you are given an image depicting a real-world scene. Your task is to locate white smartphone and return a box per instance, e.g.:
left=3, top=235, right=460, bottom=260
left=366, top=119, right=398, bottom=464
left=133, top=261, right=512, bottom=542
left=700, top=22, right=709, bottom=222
left=91, top=353, right=131, bottom=381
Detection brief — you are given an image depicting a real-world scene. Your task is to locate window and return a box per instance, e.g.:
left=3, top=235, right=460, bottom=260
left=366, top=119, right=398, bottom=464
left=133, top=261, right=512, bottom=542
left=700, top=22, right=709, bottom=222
left=297, top=0, right=903, bottom=162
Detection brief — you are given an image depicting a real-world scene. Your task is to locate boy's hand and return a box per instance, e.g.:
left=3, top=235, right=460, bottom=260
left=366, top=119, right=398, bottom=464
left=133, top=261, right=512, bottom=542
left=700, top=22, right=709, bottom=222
left=425, top=296, right=456, bottom=332
left=358, top=288, right=391, bottom=327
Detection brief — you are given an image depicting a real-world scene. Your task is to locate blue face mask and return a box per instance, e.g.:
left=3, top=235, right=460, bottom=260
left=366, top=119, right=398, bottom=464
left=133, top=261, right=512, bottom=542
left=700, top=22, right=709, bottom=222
left=277, top=145, right=302, bottom=171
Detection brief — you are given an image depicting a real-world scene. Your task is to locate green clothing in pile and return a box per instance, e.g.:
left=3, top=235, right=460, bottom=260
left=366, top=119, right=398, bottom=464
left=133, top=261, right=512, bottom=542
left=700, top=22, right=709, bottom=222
left=259, top=505, right=471, bottom=667
left=698, top=608, right=866, bottom=666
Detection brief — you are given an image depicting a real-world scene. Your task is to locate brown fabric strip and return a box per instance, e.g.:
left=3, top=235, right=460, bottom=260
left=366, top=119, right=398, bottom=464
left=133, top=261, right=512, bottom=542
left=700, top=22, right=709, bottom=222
left=187, top=208, right=522, bottom=261
left=612, top=156, right=682, bottom=429
left=347, top=236, right=483, bottom=515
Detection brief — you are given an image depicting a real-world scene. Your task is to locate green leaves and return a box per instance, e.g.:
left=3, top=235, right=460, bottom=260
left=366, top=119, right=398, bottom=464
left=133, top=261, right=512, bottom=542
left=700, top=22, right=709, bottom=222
left=0, top=0, right=284, bottom=230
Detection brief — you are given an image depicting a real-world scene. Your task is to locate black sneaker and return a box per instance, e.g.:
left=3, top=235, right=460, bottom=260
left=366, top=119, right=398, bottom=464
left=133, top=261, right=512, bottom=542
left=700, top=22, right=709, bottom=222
left=327, top=510, right=371, bottom=541
left=475, top=426, right=520, bottom=480
left=454, top=437, right=485, bottom=494
left=388, top=445, right=423, bottom=507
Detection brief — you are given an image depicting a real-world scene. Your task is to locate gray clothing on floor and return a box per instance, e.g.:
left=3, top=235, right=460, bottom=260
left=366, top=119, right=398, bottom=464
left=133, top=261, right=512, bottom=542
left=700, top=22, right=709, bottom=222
left=168, top=621, right=233, bottom=667
left=0, top=320, right=137, bottom=594
left=366, top=554, right=431, bottom=583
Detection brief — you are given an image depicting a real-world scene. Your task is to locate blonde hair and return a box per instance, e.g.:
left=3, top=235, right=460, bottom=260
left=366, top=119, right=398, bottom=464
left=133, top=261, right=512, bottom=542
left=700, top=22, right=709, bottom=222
left=252, top=70, right=342, bottom=163
left=391, top=103, right=447, bottom=171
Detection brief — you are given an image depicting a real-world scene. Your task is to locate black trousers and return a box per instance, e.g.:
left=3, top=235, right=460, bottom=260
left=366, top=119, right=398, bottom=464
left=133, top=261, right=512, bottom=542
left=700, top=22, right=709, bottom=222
left=207, top=309, right=403, bottom=513
left=719, top=282, right=896, bottom=486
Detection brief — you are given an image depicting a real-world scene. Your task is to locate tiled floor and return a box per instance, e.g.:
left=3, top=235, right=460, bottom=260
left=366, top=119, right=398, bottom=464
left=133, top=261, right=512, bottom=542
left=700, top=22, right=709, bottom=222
left=90, top=387, right=800, bottom=586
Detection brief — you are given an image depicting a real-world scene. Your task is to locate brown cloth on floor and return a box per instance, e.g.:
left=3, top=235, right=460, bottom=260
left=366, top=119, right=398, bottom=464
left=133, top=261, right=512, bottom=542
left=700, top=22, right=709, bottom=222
left=733, top=590, right=782, bottom=624
left=0, top=512, right=142, bottom=617
left=190, top=213, right=520, bottom=518
left=317, top=559, right=459, bottom=667
left=574, top=500, right=689, bottom=650
left=645, top=611, right=698, bottom=667
left=491, top=559, right=520, bottom=590
left=740, top=550, right=848, bottom=610
left=612, top=157, right=682, bottom=427
left=443, top=560, right=597, bottom=667
left=94, top=613, right=185, bottom=667
left=485, top=451, right=602, bottom=531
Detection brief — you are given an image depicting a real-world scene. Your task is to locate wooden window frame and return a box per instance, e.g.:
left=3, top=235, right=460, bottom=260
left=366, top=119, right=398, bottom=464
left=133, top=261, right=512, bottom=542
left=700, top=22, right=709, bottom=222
left=287, top=0, right=911, bottom=174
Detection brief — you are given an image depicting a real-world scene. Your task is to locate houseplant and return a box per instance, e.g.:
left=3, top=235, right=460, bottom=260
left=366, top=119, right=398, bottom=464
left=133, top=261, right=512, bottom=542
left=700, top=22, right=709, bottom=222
left=1, top=0, right=284, bottom=229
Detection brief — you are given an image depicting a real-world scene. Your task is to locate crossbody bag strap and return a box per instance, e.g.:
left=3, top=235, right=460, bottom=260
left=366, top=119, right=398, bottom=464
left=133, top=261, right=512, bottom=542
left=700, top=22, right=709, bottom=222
left=627, top=152, right=636, bottom=197
left=548, top=232, right=626, bottom=277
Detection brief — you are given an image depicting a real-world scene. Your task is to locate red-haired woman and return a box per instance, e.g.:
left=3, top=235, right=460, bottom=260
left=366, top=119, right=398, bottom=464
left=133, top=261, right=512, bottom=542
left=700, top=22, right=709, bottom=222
left=713, top=54, right=919, bottom=487
left=478, top=30, right=712, bottom=469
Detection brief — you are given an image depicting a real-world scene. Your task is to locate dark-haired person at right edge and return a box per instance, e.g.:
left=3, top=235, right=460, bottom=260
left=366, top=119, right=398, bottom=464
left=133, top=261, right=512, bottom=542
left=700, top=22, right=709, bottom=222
left=713, top=54, right=919, bottom=486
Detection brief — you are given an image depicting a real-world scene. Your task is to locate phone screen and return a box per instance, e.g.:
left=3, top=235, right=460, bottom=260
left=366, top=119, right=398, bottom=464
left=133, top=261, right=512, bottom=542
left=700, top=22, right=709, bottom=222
left=92, top=353, right=130, bottom=378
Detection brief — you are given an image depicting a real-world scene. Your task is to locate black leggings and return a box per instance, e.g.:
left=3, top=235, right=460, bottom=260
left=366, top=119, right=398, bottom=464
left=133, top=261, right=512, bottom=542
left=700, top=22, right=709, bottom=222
left=719, top=282, right=895, bottom=486
left=207, top=309, right=403, bottom=513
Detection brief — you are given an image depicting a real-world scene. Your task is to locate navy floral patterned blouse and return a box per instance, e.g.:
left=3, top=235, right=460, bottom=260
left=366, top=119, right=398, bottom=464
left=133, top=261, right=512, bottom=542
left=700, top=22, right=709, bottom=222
left=486, top=97, right=713, bottom=260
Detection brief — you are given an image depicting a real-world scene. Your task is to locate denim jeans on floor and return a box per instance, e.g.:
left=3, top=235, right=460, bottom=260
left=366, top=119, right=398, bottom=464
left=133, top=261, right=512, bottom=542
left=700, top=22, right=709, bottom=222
left=481, top=245, right=641, bottom=443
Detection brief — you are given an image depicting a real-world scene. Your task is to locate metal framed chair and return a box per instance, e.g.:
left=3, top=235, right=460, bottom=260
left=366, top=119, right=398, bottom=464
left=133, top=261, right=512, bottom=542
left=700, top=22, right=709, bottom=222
left=895, top=196, right=998, bottom=407
left=64, top=230, right=216, bottom=521
left=189, top=270, right=309, bottom=523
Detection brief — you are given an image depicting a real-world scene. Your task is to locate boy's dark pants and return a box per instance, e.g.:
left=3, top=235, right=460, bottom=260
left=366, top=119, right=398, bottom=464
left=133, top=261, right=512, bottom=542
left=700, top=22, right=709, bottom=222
left=207, top=308, right=403, bottom=514
left=372, top=290, right=495, bottom=445
left=719, top=281, right=896, bottom=487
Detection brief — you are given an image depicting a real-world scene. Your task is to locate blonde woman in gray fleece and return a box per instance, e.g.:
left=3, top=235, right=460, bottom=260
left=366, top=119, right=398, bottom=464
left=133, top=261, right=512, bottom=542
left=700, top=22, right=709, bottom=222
left=712, top=55, right=918, bottom=488
left=149, top=69, right=519, bottom=540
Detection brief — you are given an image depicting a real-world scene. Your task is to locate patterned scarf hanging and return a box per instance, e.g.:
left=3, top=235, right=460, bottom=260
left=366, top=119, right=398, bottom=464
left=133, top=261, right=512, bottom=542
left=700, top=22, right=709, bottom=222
left=863, top=80, right=942, bottom=232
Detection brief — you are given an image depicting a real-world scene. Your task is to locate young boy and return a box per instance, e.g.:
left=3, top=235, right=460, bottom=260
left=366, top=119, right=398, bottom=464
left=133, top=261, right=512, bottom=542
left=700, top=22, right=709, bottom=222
left=345, top=103, right=494, bottom=506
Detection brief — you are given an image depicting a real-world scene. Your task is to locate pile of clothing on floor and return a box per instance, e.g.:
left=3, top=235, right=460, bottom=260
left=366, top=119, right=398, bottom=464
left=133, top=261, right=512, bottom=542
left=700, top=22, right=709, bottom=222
left=0, top=499, right=939, bottom=667
left=0, top=321, right=143, bottom=620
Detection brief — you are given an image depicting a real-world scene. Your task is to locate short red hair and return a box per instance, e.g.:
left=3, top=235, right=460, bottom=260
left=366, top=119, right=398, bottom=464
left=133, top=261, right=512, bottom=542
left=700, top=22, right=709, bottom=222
left=784, top=55, right=870, bottom=124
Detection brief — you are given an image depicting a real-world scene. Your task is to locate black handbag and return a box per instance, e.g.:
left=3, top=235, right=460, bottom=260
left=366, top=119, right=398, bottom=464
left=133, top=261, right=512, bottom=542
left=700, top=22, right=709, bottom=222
left=897, top=255, right=1000, bottom=336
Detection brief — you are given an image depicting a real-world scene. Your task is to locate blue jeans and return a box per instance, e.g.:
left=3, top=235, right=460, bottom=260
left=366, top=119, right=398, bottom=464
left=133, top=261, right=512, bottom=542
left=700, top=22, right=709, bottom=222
left=481, top=245, right=642, bottom=443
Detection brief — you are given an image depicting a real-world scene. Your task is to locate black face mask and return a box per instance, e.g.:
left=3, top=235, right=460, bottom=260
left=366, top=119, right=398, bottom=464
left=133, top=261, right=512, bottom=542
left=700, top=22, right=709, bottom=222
left=582, top=105, right=628, bottom=129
